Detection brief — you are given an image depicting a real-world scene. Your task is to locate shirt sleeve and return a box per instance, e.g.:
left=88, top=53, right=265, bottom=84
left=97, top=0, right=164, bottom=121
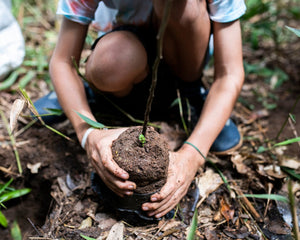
left=208, top=0, right=246, bottom=23
left=57, top=0, right=100, bottom=25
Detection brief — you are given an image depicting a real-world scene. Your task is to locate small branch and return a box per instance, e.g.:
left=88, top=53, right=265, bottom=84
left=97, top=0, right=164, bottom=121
left=142, top=0, right=173, bottom=137
left=288, top=179, right=300, bottom=240
left=0, top=109, right=22, bottom=174
left=275, top=94, right=300, bottom=140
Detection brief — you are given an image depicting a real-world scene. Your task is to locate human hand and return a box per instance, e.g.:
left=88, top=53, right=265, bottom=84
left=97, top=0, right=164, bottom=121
left=142, top=146, right=205, bottom=218
left=85, top=128, right=136, bottom=197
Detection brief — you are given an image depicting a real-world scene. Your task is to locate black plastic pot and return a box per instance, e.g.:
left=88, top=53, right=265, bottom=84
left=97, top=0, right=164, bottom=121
left=91, top=172, right=161, bottom=225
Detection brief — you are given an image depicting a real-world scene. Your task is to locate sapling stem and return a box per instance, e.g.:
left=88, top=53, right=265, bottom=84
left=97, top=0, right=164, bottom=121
left=142, top=0, right=173, bottom=137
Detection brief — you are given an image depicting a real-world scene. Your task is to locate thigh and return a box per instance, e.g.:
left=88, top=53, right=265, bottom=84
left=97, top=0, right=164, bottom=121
left=152, top=0, right=211, bottom=82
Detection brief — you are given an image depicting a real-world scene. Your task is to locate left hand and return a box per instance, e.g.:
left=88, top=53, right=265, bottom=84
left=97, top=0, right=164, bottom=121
left=142, top=147, right=204, bottom=218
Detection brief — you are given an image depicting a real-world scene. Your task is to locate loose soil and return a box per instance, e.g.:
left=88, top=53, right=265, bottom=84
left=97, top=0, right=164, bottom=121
left=112, top=126, right=169, bottom=194
left=0, top=77, right=299, bottom=239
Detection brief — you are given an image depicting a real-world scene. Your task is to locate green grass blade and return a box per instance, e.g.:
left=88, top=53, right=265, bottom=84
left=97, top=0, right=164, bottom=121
left=44, top=124, right=73, bottom=142
left=18, top=70, right=36, bottom=89
left=285, top=26, right=300, bottom=37
left=80, top=234, right=97, bottom=240
left=241, top=194, right=289, bottom=203
left=0, top=179, right=13, bottom=196
left=0, top=188, right=31, bottom=204
left=43, top=108, right=64, bottom=116
left=75, top=111, right=106, bottom=129
left=0, top=210, right=8, bottom=228
left=186, top=208, right=198, bottom=240
left=274, top=137, right=300, bottom=147
left=11, top=221, right=22, bottom=240
left=281, top=167, right=300, bottom=181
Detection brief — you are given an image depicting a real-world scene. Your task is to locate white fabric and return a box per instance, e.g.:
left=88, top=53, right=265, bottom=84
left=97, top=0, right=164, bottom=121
left=0, top=0, right=25, bottom=80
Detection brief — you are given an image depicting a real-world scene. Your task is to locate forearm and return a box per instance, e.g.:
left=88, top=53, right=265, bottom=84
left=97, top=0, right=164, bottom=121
left=183, top=73, right=244, bottom=161
left=50, top=59, right=96, bottom=142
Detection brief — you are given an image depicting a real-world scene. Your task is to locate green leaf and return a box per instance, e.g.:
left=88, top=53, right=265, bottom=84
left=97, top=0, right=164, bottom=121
left=285, top=26, right=300, bottom=37
left=274, top=137, right=300, bottom=147
left=289, top=113, right=296, bottom=123
left=0, top=210, right=8, bottom=228
left=75, top=111, right=106, bottom=129
left=281, top=167, right=300, bottom=181
left=186, top=208, right=198, bottom=240
left=257, top=146, right=268, bottom=153
left=0, top=179, right=13, bottom=196
left=0, top=188, right=31, bottom=204
left=80, top=234, right=97, bottom=240
left=11, top=221, right=22, bottom=240
left=43, top=108, right=64, bottom=116
left=241, top=194, right=289, bottom=203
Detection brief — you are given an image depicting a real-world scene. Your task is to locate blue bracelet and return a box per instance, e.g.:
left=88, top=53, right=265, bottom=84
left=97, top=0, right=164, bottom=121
left=183, top=141, right=206, bottom=160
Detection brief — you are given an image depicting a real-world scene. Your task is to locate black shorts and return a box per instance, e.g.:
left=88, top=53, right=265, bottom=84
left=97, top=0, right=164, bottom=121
left=87, top=25, right=204, bottom=126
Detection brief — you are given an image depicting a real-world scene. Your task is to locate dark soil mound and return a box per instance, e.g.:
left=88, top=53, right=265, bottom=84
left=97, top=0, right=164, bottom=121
left=112, top=126, right=169, bottom=194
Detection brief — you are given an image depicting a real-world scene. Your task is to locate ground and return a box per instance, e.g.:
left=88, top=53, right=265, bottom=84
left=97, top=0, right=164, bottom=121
left=0, top=1, right=300, bottom=240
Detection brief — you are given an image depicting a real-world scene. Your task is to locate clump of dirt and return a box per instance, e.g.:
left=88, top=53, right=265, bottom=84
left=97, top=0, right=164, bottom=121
left=112, top=126, right=169, bottom=194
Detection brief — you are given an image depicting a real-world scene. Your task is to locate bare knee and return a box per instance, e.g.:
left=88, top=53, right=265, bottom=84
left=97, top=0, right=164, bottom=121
left=85, top=31, right=148, bottom=96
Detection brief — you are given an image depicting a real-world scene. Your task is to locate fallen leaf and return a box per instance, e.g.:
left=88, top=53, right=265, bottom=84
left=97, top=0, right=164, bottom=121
left=57, top=177, right=72, bottom=196
left=106, top=222, right=124, bottom=240
left=231, top=153, right=250, bottom=174
left=280, top=157, right=300, bottom=169
left=27, top=162, right=42, bottom=174
left=220, top=197, right=234, bottom=222
left=94, top=213, right=117, bottom=230
left=195, top=169, right=223, bottom=198
left=161, top=219, right=181, bottom=232
left=10, top=99, right=26, bottom=133
left=79, top=217, right=92, bottom=229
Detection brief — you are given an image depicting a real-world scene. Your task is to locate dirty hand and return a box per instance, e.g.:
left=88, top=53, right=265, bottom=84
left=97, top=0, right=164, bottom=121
left=85, top=128, right=136, bottom=197
left=142, top=147, right=204, bottom=218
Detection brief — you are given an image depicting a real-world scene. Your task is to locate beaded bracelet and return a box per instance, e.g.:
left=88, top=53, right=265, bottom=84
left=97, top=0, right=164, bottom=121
left=183, top=141, right=206, bottom=160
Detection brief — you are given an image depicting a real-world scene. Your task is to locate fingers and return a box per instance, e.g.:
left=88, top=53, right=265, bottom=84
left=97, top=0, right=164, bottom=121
left=142, top=180, right=189, bottom=218
left=91, top=149, right=136, bottom=196
left=87, top=128, right=136, bottom=196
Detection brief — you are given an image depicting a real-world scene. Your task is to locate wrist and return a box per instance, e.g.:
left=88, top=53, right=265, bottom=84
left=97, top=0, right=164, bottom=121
left=81, top=127, right=96, bottom=149
left=181, top=141, right=206, bottom=167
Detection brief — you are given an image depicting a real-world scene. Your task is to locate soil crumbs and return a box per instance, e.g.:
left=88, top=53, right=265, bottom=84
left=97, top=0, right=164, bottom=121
left=0, top=76, right=300, bottom=240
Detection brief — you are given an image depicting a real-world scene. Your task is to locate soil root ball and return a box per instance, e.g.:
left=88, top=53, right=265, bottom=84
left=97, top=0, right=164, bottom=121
left=112, top=126, right=169, bottom=193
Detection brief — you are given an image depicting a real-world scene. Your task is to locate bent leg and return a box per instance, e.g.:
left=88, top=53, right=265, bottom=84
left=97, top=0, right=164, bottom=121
left=152, top=0, right=210, bottom=82
left=85, top=30, right=149, bottom=97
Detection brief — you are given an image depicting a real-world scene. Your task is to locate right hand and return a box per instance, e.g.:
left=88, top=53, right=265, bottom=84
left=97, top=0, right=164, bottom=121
left=85, top=128, right=136, bottom=197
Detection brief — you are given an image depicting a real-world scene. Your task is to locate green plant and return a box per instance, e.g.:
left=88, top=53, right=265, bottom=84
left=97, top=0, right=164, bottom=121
left=0, top=179, right=31, bottom=228
left=138, top=134, right=146, bottom=147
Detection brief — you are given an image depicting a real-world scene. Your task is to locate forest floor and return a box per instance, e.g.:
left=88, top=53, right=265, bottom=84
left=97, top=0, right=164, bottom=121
left=0, top=2, right=300, bottom=240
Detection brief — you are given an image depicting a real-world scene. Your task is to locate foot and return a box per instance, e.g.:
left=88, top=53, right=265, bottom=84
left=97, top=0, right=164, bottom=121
left=33, top=82, right=95, bottom=124
left=33, top=91, right=66, bottom=124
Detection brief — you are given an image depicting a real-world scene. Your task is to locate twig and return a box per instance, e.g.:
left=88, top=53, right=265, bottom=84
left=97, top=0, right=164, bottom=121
left=71, top=57, right=161, bottom=129
left=264, top=183, right=273, bottom=217
left=288, top=179, right=300, bottom=240
left=0, top=109, right=22, bottom=174
left=236, top=189, right=263, bottom=222
left=27, top=218, right=42, bottom=236
left=288, top=117, right=300, bottom=149
left=275, top=94, right=300, bottom=140
left=142, top=0, right=173, bottom=137
left=176, top=89, right=189, bottom=135
left=0, top=166, right=19, bottom=176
